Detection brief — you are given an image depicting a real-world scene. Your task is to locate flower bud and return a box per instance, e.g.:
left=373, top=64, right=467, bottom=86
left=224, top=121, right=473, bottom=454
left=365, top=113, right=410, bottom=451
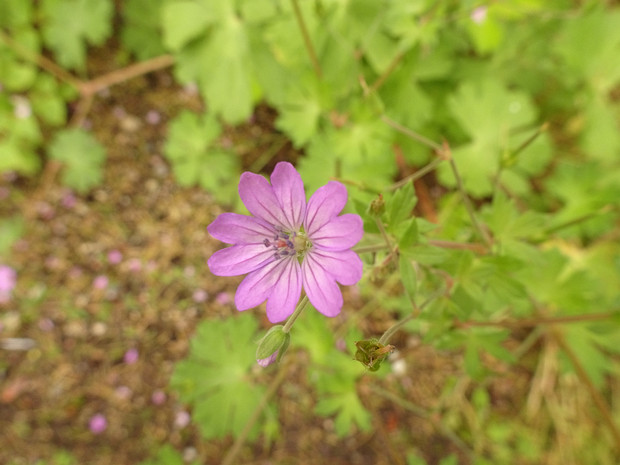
left=256, top=325, right=290, bottom=367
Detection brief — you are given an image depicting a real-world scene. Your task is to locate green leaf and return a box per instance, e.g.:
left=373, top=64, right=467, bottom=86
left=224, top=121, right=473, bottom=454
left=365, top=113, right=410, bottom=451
left=560, top=324, right=620, bottom=388
left=41, top=0, right=113, bottom=70
left=0, top=27, right=40, bottom=91
left=173, top=10, right=254, bottom=123
left=0, top=94, right=42, bottom=175
left=30, top=74, right=67, bottom=126
left=554, top=8, right=620, bottom=94
left=0, top=0, right=33, bottom=28
left=274, top=73, right=327, bottom=147
left=385, top=182, right=417, bottom=231
left=138, top=445, right=192, bottom=465
left=48, top=129, right=106, bottom=193
left=121, top=0, right=167, bottom=60
left=163, top=110, right=239, bottom=204
left=0, top=216, right=24, bottom=258
left=439, top=78, right=537, bottom=196
left=171, top=317, right=276, bottom=441
left=315, top=388, right=372, bottom=436
left=161, top=0, right=217, bottom=51
left=399, top=254, right=417, bottom=303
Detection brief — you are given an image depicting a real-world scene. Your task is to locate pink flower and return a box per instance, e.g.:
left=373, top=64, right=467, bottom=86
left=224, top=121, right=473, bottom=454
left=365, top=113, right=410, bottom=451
left=207, top=162, right=363, bottom=323
left=0, top=265, right=17, bottom=303
left=107, top=250, right=123, bottom=265
left=123, top=348, right=139, bottom=364
left=93, top=275, right=109, bottom=290
left=471, top=6, right=487, bottom=24
left=89, top=413, right=107, bottom=434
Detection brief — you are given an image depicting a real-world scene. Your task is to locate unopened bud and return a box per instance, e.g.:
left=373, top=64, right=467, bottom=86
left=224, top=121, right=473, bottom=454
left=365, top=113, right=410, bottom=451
left=256, top=325, right=290, bottom=367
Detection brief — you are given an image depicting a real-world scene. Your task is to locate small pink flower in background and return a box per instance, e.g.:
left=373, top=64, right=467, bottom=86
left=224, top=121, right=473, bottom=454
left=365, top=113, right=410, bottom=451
left=93, top=275, right=109, bottom=290
left=127, top=258, right=142, bottom=272
left=192, top=289, right=208, bottom=303
left=115, top=385, right=132, bottom=400
left=145, top=110, right=161, bottom=125
left=0, top=265, right=17, bottom=303
left=215, top=292, right=231, bottom=305
left=61, top=190, right=77, bottom=209
left=471, top=6, right=487, bottom=24
left=0, top=187, right=10, bottom=200
left=151, top=390, right=166, bottom=405
left=107, top=250, right=123, bottom=265
left=174, top=410, right=191, bottom=429
left=123, top=348, right=139, bottom=364
left=89, top=413, right=107, bottom=434
left=207, top=162, right=363, bottom=323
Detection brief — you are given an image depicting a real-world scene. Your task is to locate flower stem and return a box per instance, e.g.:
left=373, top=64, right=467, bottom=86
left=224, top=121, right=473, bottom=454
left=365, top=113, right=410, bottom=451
left=290, top=0, right=322, bottom=79
left=378, top=313, right=416, bottom=345
left=381, top=115, right=443, bottom=153
left=386, top=157, right=444, bottom=191
left=448, top=157, right=493, bottom=248
left=282, top=295, right=309, bottom=333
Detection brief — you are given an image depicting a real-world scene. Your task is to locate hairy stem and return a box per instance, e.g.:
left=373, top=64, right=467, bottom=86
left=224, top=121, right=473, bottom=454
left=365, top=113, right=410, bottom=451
left=290, top=0, right=322, bottom=78
left=387, top=157, right=444, bottom=191
left=381, top=115, right=443, bottom=152
left=448, top=157, right=493, bottom=248
left=283, top=295, right=309, bottom=333
left=0, top=30, right=82, bottom=88
left=455, top=312, right=615, bottom=330
left=79, top=54, right=175, bottom=96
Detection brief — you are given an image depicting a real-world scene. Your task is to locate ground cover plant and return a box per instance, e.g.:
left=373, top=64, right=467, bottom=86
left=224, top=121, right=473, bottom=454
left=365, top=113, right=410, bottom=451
left=1, top=0, right=620, bottom=464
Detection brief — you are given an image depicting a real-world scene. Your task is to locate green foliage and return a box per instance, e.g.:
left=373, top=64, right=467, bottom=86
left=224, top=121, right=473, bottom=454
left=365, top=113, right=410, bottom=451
left=48, top=129, right=106, bottom=193
left=170, top=317, right=278, bottom=441
left=121, top=0, right=167, bottom=60
left=163, top=110, right=239, bottom=204
left=0, top=216, right=24, bottom=258
left=40, top=0, right=113, bottom=71
left=295, top=309, right=372, bottom=436
left=138, top=445, right=198, bottom=465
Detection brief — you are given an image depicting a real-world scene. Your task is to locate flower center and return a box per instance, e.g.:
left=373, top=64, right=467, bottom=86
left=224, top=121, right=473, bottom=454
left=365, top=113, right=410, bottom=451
left=264, top=230, right=311, bottom=260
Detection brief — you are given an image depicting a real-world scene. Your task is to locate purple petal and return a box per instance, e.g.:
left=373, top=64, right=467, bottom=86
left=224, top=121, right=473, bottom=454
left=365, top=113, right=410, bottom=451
left=208, top=244, right=274, bottom=276
left=309, top=214, right=363, bottom=251
left=238, top=171, right=286, bottom=228
left=307, top=249, right=363, bottom=285
left=235, top=260, right=283, bottom=311
left=271, top=162, right=306, bottom=231
left=266, top=257, right=302, bottom=322
left=304, top=181, right=348, bottom=236
left=257, top=351, right=279, bottom=367
left=302, top=253, right=343, bottom=317
left=207, top=213, right=276, bottom=244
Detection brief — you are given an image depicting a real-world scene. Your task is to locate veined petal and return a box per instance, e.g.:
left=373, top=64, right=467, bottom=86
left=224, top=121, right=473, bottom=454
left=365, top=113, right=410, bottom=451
left=208, top=244, right=274, bottom=277
left=304, top=181, right=348, bottom=236
left=207, top=212, right=276, bottom=244
left=309, top=214, right=363, bottom=251
left=266, top=258, right=302, bottom=322
left=238, top=171, right=287, bottom=228
left=271, top=162, right=306, bottom=231
left=307, top=249, right=363, bottom=285
left=302, top=253, right=343, bottom=317
left=235, top=259, right=284, bottom=311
